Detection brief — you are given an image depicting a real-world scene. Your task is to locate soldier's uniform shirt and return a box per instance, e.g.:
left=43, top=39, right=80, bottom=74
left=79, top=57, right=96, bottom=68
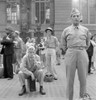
left=61, top=24, right=91, bottom=51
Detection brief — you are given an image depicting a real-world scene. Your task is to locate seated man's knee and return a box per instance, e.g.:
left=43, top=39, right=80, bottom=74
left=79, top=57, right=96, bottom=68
left=18, top=71, right=24, bottom=77
left=38, top=69, right=43, bottom=74
left=38, top=70, right=44, bottom=78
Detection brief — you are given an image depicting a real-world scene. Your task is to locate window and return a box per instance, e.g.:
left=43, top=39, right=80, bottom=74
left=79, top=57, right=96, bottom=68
left=35, top=0, right=50, bottom=24
left=72, top=0, right=96, bottom=24
left=6, top=2, right=20, bottom=24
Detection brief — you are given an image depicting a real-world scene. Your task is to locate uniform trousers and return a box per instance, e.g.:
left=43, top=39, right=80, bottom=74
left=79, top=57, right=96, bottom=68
left=64, top=48, right=88, bottom=100
left=18, top=69, right=44, bottom=87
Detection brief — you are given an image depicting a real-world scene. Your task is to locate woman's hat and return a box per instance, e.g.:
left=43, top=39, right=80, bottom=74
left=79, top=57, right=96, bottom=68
left=5, top=26, right=13, bottom=32
left=45, top=27, right=53, bottom=33
left=15, top=31, right=20, bottom=35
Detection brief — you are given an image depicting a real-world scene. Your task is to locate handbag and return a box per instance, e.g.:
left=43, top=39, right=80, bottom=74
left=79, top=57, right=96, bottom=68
left=0, top=46, right=4, bottom=54
left=44, top=72, right=54, bottom=82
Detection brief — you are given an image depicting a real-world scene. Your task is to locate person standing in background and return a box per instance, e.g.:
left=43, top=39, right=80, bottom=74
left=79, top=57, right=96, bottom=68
left=45, top=27, right=59, bottom=80
left=13, top=31, right=24, bottom=74
left=1, top=26, right=15, bottom=80
left=92, top=35, right=96, bottom=71
left=86, top=36, right=96, bottom=74
left=60, top=8, right=91, bottom=100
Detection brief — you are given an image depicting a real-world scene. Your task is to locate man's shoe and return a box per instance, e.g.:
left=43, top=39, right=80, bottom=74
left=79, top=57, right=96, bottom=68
left=8, top=78, right=13, bottom=80
left=57, top=63, right=60, bottom=65
left=54, top=77, right=58, bottom=80
left=40, top=86, right=46, bottom=95
left=19, top=85, right=26, bottom=96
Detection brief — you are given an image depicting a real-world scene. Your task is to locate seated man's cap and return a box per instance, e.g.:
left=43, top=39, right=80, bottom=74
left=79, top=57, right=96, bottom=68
left=26, top=46, right=35, bottom=54
left=71, top=8, right=80, bottom=17
left=45, top=27, right=53, bottom=33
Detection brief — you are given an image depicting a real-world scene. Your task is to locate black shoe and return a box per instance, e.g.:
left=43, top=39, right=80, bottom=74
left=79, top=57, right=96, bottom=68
left=8, top=78, right=13, bottom=80
left=54, top=77, right=58, bottom=80
left=40, top=86, right=46, bottom=95
left=19, top=85, right=26, bottom=96
left=57, top=63, right=60, bottom=65
left=88, top=72, right=93, bottom=75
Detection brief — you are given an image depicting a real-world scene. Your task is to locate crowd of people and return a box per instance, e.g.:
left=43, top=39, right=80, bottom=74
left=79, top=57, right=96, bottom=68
left=0, top=24, right=61, bottom=96
left=0, top=8, right=96, bottom=100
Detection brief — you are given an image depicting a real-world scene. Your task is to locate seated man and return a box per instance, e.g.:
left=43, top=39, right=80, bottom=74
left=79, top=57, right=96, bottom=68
left=18, top=46, right=46, bottom=96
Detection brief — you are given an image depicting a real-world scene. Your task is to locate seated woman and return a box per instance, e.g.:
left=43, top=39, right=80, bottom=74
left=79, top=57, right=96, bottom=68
left=18, top=46, right=46, bottom=96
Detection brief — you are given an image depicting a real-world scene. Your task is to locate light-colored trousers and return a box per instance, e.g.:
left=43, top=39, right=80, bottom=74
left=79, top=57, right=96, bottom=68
left=64, top=48, right=88, bottom=100
left=15, top=49, right=22, bottom=67
left=18, top=69, right=44, bottom=87
left=46, top=48, right=57, bottom=78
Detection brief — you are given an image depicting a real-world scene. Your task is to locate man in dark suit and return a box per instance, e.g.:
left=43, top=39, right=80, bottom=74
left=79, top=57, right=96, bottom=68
left=1, top=26, right=15, bottom=80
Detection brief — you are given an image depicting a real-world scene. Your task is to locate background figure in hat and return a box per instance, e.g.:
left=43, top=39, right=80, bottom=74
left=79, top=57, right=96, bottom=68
left=13, top=31, right=24, bottom=74
left=0, top=26, right=15, bottom=80
left=60, top=8, right=91, bottom=100
left=45, top=27, right=59, bottom=80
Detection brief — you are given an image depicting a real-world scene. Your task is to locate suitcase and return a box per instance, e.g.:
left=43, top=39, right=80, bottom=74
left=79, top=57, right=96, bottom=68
left=27, top=76, right=36, bottom=92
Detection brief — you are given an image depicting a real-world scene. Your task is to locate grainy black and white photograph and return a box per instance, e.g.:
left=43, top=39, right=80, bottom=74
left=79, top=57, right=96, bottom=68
left=0, top=0, right=96, bottom=100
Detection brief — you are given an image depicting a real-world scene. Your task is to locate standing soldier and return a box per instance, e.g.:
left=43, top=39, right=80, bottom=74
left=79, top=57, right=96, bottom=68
left=60, top=8, right=91, bottom=100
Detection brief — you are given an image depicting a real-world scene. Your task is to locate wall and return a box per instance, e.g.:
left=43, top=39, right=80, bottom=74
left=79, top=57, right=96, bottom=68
left=54, top=0, right=96, bottom=41
left=0, top=0, right=6, bottom=38
left=0, top=0, right=20, bottom=38
left=54, top=0, right=72, bottom=40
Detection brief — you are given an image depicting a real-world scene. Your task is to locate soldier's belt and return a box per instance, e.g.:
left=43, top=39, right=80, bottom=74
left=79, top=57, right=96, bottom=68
left=47, top=47, right=55, bottom=49
left=68, top=46, right=85, bottom=50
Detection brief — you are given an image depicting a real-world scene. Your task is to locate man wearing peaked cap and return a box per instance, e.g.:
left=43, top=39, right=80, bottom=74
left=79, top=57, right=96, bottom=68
left=61, top=8, right=91, bottom=100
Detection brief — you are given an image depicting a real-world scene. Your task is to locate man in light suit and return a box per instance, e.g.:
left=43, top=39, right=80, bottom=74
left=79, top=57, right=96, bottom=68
left=18, top=46, right=46, bottom=96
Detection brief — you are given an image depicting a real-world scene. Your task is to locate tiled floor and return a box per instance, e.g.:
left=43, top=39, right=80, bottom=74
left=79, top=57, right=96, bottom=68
left=0, top=59, right=96, bottom=100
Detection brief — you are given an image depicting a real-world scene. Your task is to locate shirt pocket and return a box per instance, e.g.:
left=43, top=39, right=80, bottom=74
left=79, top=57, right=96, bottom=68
left=79, top=35, right=86, bottom=40
left=66, top=34, right=73, bottom=40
